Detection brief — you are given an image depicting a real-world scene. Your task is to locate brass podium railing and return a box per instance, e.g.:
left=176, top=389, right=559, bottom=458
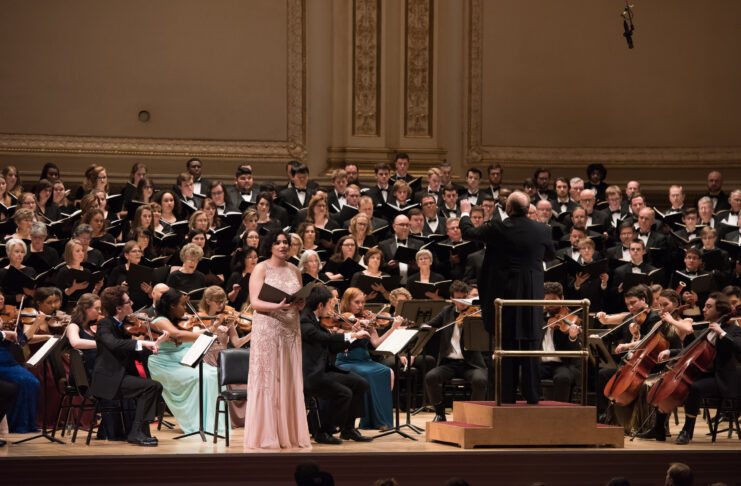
left=493, top=298, right=591, bottom=406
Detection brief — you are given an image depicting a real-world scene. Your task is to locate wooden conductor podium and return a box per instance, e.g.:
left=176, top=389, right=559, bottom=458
left=426, top=298, right=624, bottom=449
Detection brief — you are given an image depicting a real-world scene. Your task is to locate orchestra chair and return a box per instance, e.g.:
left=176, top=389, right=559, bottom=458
left=702, top=397, right=741, bottom=443
left=64, top=349, right=129, bottom=445
left=304, top=395, right=321, bottom=437
left=213, top=348, right=250, bottom=446
left=52, top=351, right=86, bottom=439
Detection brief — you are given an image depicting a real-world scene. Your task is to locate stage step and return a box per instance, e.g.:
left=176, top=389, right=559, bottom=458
left=426, top=401, right=624, bottom=449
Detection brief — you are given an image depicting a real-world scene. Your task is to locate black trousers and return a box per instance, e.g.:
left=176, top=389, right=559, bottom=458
left=684, top=373, right=718, bottom=417
left=118, top=375, right=162, bottom=433
left=500, top=339, right=540, bottom=403
left=0, top=379, right=19, bottom=423
left=425, top=359, right=488, bottom=406
left=540, top=361, right=579, bottom=403
left=307, top=371, right=369, bottom=433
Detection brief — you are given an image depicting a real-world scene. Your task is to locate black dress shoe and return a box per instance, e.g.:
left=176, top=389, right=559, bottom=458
left=340, top=428, right=373, bottom=442
left=128, top=434, right=158, bottom=447
left=675, top=430, right=691, bottom=445
left=432, top=414, right=447, bottom=422
left=0, top=439, right=6, bottom=447
left=636, top=429, right=665, bottom=442
left=314, top=432, right=342, bottom=445
left=597, top=413, right=607, bottom=424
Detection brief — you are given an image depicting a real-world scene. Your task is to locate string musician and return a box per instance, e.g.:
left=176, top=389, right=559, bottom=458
left=90, top=285, right=165, bottom=446
left=300, top=284, right=371, bottom=444
left=656, top=293, right=741, bottom=445
left=424, top=280, right=487, bottom=422
left=592, top=284, right=660, bottom=423
left=541, top=282, right=582, bottom=403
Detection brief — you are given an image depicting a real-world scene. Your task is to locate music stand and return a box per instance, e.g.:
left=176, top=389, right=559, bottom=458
left=14, top=337, right=66, bottom=444
left=397, top=299, right=447, bottom=414
left=462, top=316, right=496, bottom=400
left=173, top=334, right=223, bottom=442
left=373, top=327, right=435, bottom=440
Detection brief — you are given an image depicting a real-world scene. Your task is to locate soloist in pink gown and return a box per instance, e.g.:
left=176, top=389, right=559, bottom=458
left=244, top=261, right=311, bottom=449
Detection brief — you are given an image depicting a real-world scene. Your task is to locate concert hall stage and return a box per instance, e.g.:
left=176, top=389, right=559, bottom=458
left=2, top=411, right=739, bottom=486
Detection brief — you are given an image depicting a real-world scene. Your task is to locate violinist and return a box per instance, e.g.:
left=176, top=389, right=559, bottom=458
left=0, top=292, right=41, bottom=434
left=148, top=289, right=224, bottom=437
left=300, top=285, right=371, bottom=444
left=424, top=281, right=487, bottom=422
left=199, top=286, right=250, bottom=429
left=660, top=293, right=741, bottom=445
left=90, top=286, right=164, bottom=446
left=594, top=285, right=661, bottom=422
left=67, top=293, right=134, bottom=441
left=541, top=282, right=582, bottom=403
left=335, top=287, right=404, bottom=432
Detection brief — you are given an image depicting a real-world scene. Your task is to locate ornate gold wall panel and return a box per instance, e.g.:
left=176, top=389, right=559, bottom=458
left=404, top=0, right=434, bottom=138
left=352, top=0, right=381, bottom=137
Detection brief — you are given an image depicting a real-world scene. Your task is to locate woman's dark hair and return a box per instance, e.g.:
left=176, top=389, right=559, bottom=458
left=155, top=289, right=184, bottom=321
left=330, top=235, right=359, bottom=263
left=256, top=191, right=273, bottom=210
left=129, top=162, right=147, bottom=182
left=154, top=189, right=183, bottom=218
left=259, top=229, right=290, bottom=259
left=136, top=177, right=155, bottom=200
left=40, top=163, right=60, bottom=180
left=234, top=246, right=259, bottom=273
left=34, top=178, right=53, bottom=200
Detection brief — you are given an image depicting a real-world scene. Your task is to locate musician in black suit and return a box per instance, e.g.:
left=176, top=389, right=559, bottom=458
left=549, top=177, right=578, bottom=216
left=439, top=185, right=461, bottom=219
left=90, top=286, right=164, bottom=446
left=326, top=169, right=349, bottom=214
left=670, top=293, right=741, bottom=444
left=533, top=168, right=557, bottom=201
left=458, top=168, right=486, bottom=206
left=378, top=215, right=423, bottom=284
left=186, top=158, right=211, bottom=196
left=599, top=185, right=631, bottom=231
left=175, top=172, right=203, bottom=211
left=420, top=195, right=446, bottom=235
left=459, top=191, right=555, bottom=404
left=542, top=283, right=583, bottom=403
left=365, top=163, right=393, bottom=207
left=424, top=281, right=487, bottom=421
left=278, top=164, right=316, bottom=210
left=413, top=168, right=443, bottom=205
left=612, top=239, right=657, bottom=292
left=225, top=165, right=258, bottom=209
left=635, top=208, right=668, bottom=250
left=694, top=170, right=730, bottom=212
left=389, top=152, right=420, bottom=192
left=593, top=284, right=660, bottom=420
left=300, top=285, right=371, bottom=444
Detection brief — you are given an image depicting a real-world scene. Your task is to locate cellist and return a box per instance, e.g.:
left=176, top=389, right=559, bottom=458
left=593, top=285, right=661, bottom=422
left=655, top=293, right=741, bottom=445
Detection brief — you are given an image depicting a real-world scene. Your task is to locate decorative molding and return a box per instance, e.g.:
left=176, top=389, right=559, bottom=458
left=464, top=0, right=483, bottom=163
left=404, top=0, right=433, bottom=138
left=0, top=0, right=307, bottom=161
left=352, top=0, right=381, bottom=137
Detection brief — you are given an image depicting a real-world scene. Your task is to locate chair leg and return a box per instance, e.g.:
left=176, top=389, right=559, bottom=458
left=72, top=396, right=91, bottom=444
left=673, top=408, right=679, bottom=426
left=213, top=398, right=221, bottom=444
left=224, top=405, right=230, bottom=448
left=52, top=394, right=69, bottom=438
left=86, top=402, right=100, bottom=446
left=711, top=410, right=721, bottom=443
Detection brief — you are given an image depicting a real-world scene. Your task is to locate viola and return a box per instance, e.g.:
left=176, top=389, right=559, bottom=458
left=0, top=305, right=19, bottom=329
left=177, top=313, right=221, bottom=330
left=604, top=320, right=669, bottom=406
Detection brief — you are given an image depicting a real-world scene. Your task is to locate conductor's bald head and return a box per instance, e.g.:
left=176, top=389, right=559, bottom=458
left=506, top=191, right=530, bottom=217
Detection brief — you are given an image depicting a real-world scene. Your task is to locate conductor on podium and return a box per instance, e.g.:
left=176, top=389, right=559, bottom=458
left=459, top=191, right=555, bottom=403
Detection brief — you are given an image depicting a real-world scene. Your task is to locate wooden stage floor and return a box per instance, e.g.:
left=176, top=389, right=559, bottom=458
left=2, top=411, right=739, bottom=486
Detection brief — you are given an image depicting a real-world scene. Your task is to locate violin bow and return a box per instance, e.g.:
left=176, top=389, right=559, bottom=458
left=14, top=296, right=28, bottom=346
left=541, top=307, right=582, bottom=330
left=185, top=301, right=210, bottom=331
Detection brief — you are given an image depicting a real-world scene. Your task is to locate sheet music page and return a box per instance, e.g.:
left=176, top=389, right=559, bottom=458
left=375, top=329, right=418, bottom=355
left=180, top=334, right=217, bottom=367
left=26, top=337, right=60, bottom=367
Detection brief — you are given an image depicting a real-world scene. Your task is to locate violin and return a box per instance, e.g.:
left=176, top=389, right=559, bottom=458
left=0, top=305, right=19, bottom=329
left=433, top=305, right=482, bottom=333
left=320, top=311, right=357, bottom=331
left=18, top=309, right=72, bottom=335
left=123, top=313, right=157, bottom=338
left=544, top=306, right=581, bottom=333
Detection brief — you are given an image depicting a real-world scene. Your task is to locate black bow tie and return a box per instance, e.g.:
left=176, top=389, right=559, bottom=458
left=632, top=264, right=642, bottom=270
left=397, top=239, right=407, bottom=245
left=337, top=193, right=345, bottom=198
left=685, top=270, right=698, bottom=276
left=622, top=246, right=629, bottom=252
left=639, top=232, right=649, bottom=237
left=611, top=210, right=621, bottom=215
left=427, top=219, right=437, bottom=224
left=296, top=188, right=306, bottom=194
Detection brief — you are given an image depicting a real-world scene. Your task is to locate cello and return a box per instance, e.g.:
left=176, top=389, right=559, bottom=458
left=647, top=315, right=730, bottom=414
left=604, top=319, right=670, bottom=406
